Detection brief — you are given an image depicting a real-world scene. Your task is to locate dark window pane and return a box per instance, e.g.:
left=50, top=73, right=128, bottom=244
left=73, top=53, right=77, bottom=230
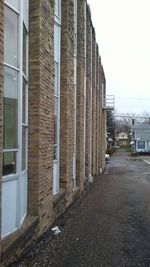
left=4, top=67, right=18, bottom=149
left=3, top=152, right=16, bottom=176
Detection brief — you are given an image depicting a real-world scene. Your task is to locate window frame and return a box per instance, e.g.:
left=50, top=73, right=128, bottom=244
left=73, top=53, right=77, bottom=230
left=2, top=0, right=29, bottom=238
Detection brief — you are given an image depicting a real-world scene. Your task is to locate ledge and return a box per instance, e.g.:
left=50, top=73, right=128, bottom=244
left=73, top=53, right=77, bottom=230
left=53, top=188, right=66, bottom=208
left=72, top=186, right=80, bottom=200
left=1, top=215, right=38, bottom=264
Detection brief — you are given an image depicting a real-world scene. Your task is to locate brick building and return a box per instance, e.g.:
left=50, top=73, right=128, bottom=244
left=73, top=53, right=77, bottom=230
left=0, top=0, right=107, bottom=265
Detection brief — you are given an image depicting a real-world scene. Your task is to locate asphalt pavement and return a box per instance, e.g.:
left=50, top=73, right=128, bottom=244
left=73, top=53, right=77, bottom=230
left=11, top=149, right=150, bottom=267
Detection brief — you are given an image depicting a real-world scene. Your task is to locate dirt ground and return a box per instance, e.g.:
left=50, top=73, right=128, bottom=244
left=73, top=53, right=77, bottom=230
left=10, top=149, right=150, bottom=267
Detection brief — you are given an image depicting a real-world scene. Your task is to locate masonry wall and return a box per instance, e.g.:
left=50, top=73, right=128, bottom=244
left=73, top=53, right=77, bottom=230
left=100, top=66, right=106, bottom=170
left=76, top=0, right=86, bottom=191
left=0, top=0, right=107, bottom=265
left=0, top=0, right=3, bottom=262
left=60, top=0, right=74, bottom=204
left=28, top=0, right=54, bottom=233
left=92, top=29, right=96, bottom=177
left=85, top=5, right=92, bottom=180
left=96, top=46, right=100, bottom=174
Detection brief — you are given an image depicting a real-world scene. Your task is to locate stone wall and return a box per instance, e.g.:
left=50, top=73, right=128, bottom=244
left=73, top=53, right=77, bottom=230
left=76, top=0, right=86, bottom=191
left=85, top=5, right=92, bottom=179
left=92, top=28, right=96, bottom=177
left=60, top=0, right=74, bottom=204
left=28, top=0, right=54, bottom=233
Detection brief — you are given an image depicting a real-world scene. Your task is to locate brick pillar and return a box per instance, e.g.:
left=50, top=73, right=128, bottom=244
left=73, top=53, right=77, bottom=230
left=99, top=59, right=102, bottom=171
left=60, top=0, right=74, bottom=202
left=99, top=63, right=106, bottom=171
left=92, top=29, right=96, bottom=177
left=85, top=5, right=92, bottom=180
left=101, top=66, right=106, bottom=170
left=95, top=47, right=99, bottom=175
left=76, top=0, right=85, bottom=191
left=0, top=0, right=4, bottom=260
left=97, top=54, right=102, bottom=174
left=28, top=0, right=54, bottom=233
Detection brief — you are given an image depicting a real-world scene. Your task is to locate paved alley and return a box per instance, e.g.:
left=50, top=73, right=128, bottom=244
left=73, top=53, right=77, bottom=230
left=11, top=150, right=150, bottom=267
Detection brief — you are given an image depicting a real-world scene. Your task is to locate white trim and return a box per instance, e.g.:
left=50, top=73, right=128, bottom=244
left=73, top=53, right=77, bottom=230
left=53, top=0, right=61, bottom=195
left=4, top=1, right=20, bottom=15
left=1, top=227, right=18, bottom=240
left=3, top=62, right=19, bottom=72
left=3, top=148, right=18, bottom=152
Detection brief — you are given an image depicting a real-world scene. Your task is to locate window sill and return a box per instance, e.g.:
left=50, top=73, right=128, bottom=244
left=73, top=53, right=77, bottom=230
left=53, top=188, right=66, bottom=208
left=1, top=215, right=38, bottom=264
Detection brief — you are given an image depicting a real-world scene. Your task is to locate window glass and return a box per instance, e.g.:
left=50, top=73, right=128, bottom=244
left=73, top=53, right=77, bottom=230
left=23, top=24, right=27, bottom=75
left=4, top=67, right=18, bottom=149
left=3, top=152, right=17, bottom=176
left=4, top=6, right=18, bottom=67
left=54, top=24, right=60, bottom=62
left=22, top=126, right=26, bottom=171
left=22, top=79, right=26, bottom=124
left=54, top=62, right=58, bottom=96
left=5, top=0, right=19, bottom=11
left=138, top=141, right=145, bottom=149
left=54, top=97, right=58, bottom=145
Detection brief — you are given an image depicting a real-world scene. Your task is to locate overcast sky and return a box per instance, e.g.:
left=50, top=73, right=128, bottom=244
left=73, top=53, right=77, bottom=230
left=87, top=0, right=150, bottom=115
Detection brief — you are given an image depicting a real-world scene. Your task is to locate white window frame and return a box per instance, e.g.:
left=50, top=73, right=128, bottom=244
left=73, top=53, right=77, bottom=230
left=2, top=0, right=29, bottom=238
left=53, top=0, right=61, bottom=195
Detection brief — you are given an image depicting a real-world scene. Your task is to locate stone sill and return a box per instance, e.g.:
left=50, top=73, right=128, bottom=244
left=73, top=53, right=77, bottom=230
left=53, top=188, right=66, bottom=208
left=72, top=186, right=80, bottom=200
left=1, top=215, right=38, bottom=263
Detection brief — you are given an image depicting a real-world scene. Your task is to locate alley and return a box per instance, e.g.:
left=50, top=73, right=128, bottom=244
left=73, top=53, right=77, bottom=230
left=11, top=150, right=150, bottom=267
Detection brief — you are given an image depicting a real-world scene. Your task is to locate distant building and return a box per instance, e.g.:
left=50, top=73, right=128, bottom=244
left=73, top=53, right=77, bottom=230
left=132, top=121, right=150, bottom=153
left=116, top=132, right=128, bottom=147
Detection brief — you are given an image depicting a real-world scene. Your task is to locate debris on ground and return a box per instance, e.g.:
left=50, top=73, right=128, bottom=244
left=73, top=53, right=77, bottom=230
left=51, top=226, right=61, bottom=235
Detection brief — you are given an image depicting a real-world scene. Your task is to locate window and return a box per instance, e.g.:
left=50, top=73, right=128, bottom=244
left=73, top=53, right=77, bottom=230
left=4, top=6, right=18, bottom=68
left=2, top=0, right=29, bottom=238
left=4, top=66, right=18, bottom=150
left=5, top=0, right=19, bottom=10
left=53, top=0, right=61, bottom=195
left=138, top=141, right=145, bottom=149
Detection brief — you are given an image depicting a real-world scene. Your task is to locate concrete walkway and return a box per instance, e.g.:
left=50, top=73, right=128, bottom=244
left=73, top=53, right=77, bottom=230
left=11, top=149, right=150, bottom=267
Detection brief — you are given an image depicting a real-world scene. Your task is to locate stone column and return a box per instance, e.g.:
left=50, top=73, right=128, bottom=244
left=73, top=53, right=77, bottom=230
left=76, top=0, right=86, bottom=191
left=29, top=0, right=54, bottom=233
left=60, top=0, right=74, bottom=203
